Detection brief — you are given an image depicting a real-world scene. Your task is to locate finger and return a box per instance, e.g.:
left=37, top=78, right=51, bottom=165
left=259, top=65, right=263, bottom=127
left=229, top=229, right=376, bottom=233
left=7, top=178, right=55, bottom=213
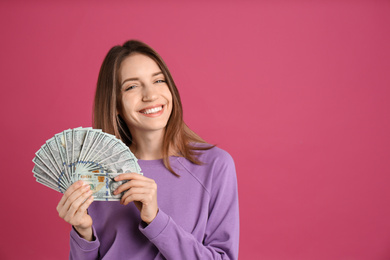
left=115, top=173, right=152, bottom=182
left=121, top=187, right=149, bottom=198
left=79, top=195, right=94, bottom=213
left=73, top=196, right=94, bottom=223
left=57, top=183, right=87, bottom=216
left=58, top=184, right=91, bottom=218
left=57, top=181, right=84, bottom=210
left=121, top=193, right=145, bottom=206
left=62, top=184, right=91, bottom=210
left=114, top=179, right=151, bottom=195
left=63, top=189, right=93, bottom=221
left=121, top=187, right=156, bottom=205
left=114, top=172, right=138, bottom=181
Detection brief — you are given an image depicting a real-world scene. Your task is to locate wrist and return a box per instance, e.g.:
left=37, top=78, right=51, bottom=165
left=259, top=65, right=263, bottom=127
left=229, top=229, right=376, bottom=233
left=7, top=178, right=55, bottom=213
left=73, top=226, right=94, bottom=241
left=143, top=208, right=159, bottom=225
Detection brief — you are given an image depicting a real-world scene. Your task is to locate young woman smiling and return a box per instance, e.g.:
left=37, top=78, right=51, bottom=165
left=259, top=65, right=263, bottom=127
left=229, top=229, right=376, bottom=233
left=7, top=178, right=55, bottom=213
left=56, top=40, right=239, bottom=259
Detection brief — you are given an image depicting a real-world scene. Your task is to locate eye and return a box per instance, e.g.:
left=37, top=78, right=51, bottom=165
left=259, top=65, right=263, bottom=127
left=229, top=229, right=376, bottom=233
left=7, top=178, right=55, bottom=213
left=124, top=85, right=137, bottom=91
left=155, top=79, right=166, bottom=84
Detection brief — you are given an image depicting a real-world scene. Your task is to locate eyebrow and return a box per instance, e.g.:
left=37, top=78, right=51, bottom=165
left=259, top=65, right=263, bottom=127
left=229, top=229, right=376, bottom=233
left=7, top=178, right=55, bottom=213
left=121, top=72, right=163, bottom=87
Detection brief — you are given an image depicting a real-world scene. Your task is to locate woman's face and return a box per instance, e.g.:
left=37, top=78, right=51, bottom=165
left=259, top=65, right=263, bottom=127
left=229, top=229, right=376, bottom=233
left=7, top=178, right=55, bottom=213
left=119, top=53, right=173, bottom=135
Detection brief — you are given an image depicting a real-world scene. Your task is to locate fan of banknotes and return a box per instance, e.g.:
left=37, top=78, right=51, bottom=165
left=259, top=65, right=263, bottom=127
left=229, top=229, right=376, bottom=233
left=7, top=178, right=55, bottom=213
left=32, top=127, right=142, bottom=201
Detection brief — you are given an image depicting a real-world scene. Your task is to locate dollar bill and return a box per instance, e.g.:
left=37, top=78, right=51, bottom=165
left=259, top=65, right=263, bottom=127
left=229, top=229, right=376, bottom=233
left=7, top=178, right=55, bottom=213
left=74, top=172, right=128, bottom=201
left=33, top=127, right=142, bottom=198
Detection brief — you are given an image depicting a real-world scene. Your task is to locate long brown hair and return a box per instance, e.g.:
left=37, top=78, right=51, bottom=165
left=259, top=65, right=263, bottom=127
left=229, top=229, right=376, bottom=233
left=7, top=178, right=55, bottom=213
left=93, top=40, right=213, bottom=176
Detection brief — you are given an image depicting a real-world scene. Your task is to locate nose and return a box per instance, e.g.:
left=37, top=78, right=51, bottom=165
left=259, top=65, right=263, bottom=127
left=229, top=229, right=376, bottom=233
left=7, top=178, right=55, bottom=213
left=142, top=84, right=157, bottom=102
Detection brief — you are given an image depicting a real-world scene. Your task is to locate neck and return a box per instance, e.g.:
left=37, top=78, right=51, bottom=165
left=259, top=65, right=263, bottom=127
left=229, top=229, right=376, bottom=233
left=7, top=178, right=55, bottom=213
left=129, top=129, right=165, bottom=160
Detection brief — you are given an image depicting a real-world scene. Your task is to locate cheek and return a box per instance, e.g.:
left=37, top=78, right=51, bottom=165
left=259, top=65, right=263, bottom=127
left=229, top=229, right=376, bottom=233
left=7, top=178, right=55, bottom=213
left=165, top=90, right=173, bottom=111
left=121, top=97, right=137, bottom=117
left=164, top=89, right=173, bottom=105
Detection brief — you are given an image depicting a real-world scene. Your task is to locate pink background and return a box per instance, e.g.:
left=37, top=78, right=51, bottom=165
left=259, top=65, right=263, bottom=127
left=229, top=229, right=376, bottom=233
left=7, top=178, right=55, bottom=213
left=1, top=1, right=390, bottom=259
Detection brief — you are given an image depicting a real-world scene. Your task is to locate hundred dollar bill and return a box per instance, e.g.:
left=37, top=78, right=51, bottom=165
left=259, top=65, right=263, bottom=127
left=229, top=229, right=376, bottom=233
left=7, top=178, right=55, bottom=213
left=33, top=127, right=142, bottom=198
left=75, top=172, right=128, bottom=201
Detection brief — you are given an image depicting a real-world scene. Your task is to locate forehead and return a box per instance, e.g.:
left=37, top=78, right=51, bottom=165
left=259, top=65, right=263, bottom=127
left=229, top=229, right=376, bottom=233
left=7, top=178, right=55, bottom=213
left=120, top=53, right=161, bottom=78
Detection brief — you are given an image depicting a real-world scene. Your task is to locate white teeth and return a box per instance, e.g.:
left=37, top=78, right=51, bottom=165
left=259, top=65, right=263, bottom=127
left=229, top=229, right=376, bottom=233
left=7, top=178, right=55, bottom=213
left=142, top=106, right=163, bottom=114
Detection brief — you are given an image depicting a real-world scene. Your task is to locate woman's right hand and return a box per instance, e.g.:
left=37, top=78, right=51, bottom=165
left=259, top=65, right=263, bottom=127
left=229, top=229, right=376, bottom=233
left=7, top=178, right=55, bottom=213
left=56, top=180, right=94, bottom=241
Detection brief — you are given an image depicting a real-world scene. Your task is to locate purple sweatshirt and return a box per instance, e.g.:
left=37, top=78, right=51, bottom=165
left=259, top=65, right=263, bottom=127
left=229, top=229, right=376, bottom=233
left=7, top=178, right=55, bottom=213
left=69, top=146, right=239, bottom=259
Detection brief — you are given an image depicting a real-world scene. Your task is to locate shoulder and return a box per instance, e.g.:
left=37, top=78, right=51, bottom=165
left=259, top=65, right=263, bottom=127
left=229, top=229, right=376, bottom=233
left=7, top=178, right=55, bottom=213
left=196, top=145, right=235, bottom=168
left=175, top=145, right=236, bottom=191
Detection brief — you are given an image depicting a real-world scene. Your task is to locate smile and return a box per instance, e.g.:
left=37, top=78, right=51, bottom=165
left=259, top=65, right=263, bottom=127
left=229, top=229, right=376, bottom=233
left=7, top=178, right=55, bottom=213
left=139, top=105, right=164, bottom=115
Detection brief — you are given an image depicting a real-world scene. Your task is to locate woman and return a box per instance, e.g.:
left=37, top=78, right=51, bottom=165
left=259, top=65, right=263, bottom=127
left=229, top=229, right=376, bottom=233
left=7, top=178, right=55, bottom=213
left=56, top=40, right=239, bottom=259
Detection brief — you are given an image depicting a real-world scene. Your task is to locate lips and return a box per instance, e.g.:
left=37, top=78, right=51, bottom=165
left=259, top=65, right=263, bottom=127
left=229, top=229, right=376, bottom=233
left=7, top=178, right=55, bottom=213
left=139, top=105, right=164, bottom=115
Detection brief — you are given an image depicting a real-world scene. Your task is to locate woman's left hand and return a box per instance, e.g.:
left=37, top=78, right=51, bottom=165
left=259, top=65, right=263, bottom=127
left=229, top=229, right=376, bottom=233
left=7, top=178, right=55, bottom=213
left=114, top=173, right=158, bottom=224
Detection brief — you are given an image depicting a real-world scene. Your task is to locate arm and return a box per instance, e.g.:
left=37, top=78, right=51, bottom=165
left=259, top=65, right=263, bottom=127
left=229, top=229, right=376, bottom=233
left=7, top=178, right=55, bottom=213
left=140, top=153, right=240, bottom=259
left=69, top=226, right=100, bottom=260
left=56, top=181, right=100, bottom=260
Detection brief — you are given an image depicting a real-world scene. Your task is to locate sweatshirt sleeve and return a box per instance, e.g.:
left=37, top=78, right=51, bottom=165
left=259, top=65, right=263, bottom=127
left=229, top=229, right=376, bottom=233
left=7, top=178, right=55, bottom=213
left=140, top=152, right=240, bottom=259
left=69, top=226, right=100, bottom=260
